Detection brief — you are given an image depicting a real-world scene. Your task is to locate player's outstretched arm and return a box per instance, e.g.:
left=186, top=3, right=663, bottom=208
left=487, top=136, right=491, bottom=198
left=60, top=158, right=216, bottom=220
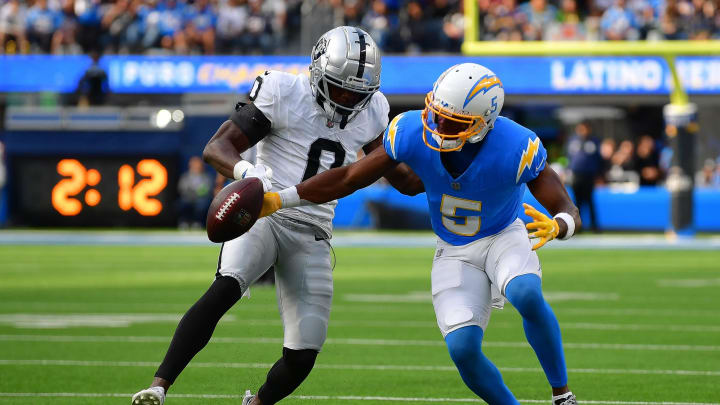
left=383, top=163, right=425, bottom=196
left=259, top=147, right=399, bottom=218
left=525, top=166, right=582, bottom=249
left=363, top=135, right=424, bottom=196
left=301, top=146, right=398, bottom=202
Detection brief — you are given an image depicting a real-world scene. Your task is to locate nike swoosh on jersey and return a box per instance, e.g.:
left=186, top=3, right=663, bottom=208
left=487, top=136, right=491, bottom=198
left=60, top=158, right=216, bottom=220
left=534, top=156, right=545, bottom=175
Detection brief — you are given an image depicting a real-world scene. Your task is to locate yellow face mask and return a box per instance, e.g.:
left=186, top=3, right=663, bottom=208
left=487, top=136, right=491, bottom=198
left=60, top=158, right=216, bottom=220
left=421, top=92, right=487, bottom=152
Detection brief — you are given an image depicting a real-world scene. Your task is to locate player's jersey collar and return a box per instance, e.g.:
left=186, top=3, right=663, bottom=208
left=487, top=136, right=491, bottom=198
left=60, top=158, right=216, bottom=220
left=441, top=140, right=483, bottom=179
left=432, top=136, right=487, bottom=184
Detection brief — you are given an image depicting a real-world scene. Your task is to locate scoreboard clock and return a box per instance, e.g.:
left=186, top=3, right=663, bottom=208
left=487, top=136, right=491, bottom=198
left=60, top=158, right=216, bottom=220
left=11, top=156, right=178, bottom=226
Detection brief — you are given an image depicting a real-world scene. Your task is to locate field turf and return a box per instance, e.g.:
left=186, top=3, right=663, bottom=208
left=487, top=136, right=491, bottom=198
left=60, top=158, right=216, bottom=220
left=0, top=245, right=719, bottom=404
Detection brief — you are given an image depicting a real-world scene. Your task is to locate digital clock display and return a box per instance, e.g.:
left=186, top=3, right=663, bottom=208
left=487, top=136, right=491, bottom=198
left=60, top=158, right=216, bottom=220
left=12, top=156, right=178, bottom=226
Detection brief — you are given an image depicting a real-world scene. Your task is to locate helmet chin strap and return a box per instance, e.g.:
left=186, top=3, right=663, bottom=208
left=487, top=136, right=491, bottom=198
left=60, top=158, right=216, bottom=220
left=467, top=132, right=485, bottom=144
left=467, top=119, right=493, bottom=144
left=317, top=94, right=353, bottom=129
left=432, top=125, right=492, bottom=151
left=432, top=133, right=462, bottom=150
left=315, top=93, right=336, bottom=127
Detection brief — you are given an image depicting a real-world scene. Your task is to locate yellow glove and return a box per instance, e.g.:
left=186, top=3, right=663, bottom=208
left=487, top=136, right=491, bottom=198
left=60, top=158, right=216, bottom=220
left=259, top=192, right=282, bottom=218
left=523, top=203, right=559, bottom=251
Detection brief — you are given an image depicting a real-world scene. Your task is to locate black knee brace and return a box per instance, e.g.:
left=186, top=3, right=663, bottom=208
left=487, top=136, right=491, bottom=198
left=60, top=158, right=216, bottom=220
left=257, top=347, right=318, bottom=404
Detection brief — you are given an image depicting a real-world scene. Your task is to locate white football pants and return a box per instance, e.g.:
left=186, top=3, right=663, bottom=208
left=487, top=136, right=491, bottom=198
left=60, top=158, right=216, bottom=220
left=217, top=215, right=333, bottom=351
left=432, top=218, right=541, bottom=337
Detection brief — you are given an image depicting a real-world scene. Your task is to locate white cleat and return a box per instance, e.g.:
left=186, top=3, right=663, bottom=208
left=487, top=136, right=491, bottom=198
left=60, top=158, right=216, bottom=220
left=241, top=389, right=256, bottom=405
left=131, top=387, right=165, bottom=405
left=552, top=392, right=577, bottom=405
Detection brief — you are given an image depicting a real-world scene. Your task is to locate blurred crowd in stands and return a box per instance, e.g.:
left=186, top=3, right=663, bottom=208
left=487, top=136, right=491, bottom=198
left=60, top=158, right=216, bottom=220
left=1, top=0, right=720, bottom=55
left=697, top=157, right=720, bottom=187
left=561, top=120, right=720, bottom=231
left=564, top=120, right=720, bottom=189
left=477, top=0, right=720, bottom=42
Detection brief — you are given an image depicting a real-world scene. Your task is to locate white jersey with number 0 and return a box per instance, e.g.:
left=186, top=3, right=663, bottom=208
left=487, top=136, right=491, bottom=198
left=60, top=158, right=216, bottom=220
left=250, top=70, right=389, bottom=237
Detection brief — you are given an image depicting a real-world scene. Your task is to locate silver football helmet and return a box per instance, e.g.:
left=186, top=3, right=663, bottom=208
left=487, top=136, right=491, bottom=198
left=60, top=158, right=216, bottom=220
left=310, top=26, right=381, bottom=129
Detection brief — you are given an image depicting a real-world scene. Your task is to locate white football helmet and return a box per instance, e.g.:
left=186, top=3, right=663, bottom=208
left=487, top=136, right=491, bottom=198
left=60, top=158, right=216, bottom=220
left=422, top=63, right=505, bottom=152
left=310, top=26, right=381, bottom=129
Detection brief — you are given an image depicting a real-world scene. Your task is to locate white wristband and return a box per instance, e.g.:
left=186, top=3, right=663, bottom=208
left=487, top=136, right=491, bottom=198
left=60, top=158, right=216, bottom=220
left=277, top=186, right=313, bottom=208
left=278, top=186, right=301, bottom=208
left=554, top=213, right=575, bottom=240
left=233, top=160, right=254, bottom=180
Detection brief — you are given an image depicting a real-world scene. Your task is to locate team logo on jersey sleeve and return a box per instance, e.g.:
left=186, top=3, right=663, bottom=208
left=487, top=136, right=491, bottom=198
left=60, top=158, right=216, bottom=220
left=516, top=137, right=540, bottom=183
left=385, top=113, right=405, bottom=159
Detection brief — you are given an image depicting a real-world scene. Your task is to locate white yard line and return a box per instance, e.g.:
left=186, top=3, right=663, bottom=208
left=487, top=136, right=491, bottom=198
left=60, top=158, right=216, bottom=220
left=257, top=319, right=720, bottom=333
left=1, top=359, right=718, bottom=377
left=657, top=278, right=720, bottom=288
left=0, top=313, right=194, bottom=328
left=1, top=334, right=720, bottom=351
left=557, top=322, right=720, bottom=333
left=2, top=230, right=720, bottom=250
left=549, top=308, right=720, bottom=318
left=343, top=292, right=620, bottom=303
left=4, top=302, right=716, bottom=320
left=0, top=392, right=716, bottom=404
left=3, top=313, right=719, bottom=333
left=1, top=302, right=719, bottom=319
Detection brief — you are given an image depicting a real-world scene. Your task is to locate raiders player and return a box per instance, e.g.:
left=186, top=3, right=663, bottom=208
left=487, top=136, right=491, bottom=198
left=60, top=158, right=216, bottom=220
left=131, top=26, right=422, bottom=405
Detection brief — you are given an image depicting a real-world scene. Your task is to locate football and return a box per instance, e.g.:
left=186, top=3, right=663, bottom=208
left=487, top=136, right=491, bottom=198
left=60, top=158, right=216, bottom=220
left=206, top=177, right=264, bottom=243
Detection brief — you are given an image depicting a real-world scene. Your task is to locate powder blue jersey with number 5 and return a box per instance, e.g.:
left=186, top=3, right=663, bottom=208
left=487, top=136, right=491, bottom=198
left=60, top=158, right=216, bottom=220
left=383, top=110, right=547, bottom=246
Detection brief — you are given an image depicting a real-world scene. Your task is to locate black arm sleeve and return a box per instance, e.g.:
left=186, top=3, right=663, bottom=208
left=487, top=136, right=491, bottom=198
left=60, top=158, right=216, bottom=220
left=229, top=102, right=272, bottom=147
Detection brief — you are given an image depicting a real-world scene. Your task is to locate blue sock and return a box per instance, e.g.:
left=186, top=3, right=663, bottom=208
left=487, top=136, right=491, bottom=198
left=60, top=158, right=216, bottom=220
left=505, top=273, right=568, bottom=388
left=444, top=326, right=520, bottom=405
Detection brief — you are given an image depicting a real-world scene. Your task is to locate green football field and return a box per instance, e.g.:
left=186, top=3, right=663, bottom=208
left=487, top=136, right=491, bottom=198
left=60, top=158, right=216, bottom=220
left=0, top=244, right=719, bottom=404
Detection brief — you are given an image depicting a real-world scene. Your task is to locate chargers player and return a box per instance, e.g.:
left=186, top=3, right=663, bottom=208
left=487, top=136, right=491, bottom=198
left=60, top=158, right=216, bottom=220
left=131, top=27, right=421, bottom=405
left=260, top=63, right=581, bottom=404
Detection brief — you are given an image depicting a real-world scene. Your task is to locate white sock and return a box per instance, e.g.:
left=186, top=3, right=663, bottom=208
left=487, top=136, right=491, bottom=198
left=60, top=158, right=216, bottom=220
left=149, top=386, right=165, bottom=397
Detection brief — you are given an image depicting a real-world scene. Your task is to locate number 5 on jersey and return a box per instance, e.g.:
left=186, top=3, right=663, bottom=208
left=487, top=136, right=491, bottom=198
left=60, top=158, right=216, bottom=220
left=440, top=195, right=482, bottom=236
